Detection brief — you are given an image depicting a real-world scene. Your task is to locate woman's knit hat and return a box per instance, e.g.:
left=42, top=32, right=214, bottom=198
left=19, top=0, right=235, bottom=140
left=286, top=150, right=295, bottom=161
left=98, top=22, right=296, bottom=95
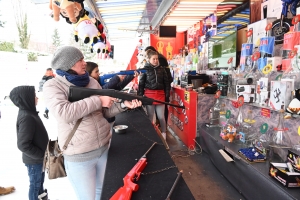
left=51, top=46, right=84, bottom=71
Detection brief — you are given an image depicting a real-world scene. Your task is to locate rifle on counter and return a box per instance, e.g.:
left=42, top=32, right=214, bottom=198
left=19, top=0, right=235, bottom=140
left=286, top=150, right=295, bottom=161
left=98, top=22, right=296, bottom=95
left=165, top=170, right=183, bottom=200
left=110, top=142, right=157, bottom=200
left=68, top=86, right=185, bottom=109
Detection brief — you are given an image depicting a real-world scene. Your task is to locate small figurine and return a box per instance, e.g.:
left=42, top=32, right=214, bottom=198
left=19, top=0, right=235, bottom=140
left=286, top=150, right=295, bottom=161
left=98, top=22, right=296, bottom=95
left=285, top=89, right=300, bottom=119
left=221, top=124, right=237, bottom=142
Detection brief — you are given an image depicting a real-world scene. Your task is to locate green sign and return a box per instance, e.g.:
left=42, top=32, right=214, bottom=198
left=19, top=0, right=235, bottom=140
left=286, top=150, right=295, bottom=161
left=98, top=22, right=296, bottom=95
left=225, top=110, right=231, bottom=119
left=260, top=123, right=268, bottom=134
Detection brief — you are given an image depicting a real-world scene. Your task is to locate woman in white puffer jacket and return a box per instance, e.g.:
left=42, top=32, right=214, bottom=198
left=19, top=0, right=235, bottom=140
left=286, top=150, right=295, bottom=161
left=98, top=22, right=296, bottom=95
left=43, top=46, right=141, bottom=200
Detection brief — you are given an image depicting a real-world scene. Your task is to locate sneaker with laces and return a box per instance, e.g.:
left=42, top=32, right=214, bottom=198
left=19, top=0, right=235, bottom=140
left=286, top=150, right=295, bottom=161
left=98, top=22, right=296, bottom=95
left=161, top=132, right=166, bottom=140
left=0, top=186, right=15, bottom=195
left=38, top=189, right=48, bottom=200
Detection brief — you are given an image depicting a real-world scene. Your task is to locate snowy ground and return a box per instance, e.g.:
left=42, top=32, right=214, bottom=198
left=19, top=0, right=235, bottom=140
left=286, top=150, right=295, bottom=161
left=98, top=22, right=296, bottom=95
left=0, top=99, right=77, bottom=200
left=0, top=52, right=77, bottom=199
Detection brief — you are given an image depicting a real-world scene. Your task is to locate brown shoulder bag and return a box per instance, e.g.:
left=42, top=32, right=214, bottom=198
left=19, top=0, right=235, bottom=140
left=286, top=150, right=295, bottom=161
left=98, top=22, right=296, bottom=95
left=43, top=118, right=82, bottom=179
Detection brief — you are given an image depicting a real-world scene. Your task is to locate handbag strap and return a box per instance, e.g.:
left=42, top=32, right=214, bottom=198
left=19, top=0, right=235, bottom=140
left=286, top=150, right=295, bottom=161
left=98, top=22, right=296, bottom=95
left=62, top=118, right=83, bottom=150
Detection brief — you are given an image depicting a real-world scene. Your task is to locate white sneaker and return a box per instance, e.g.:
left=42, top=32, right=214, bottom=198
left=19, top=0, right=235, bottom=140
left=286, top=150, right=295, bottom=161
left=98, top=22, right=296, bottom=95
left=161, top=132, right=166, bottom=140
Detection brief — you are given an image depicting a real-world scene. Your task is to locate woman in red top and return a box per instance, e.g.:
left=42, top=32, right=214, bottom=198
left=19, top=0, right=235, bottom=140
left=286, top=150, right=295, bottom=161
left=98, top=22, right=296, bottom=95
left=138, top=50, right=170, bottom=140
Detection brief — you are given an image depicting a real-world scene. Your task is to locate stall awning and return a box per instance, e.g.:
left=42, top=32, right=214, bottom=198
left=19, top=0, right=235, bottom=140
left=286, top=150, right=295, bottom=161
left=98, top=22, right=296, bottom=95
left=93, top=0, right=164, bottom=41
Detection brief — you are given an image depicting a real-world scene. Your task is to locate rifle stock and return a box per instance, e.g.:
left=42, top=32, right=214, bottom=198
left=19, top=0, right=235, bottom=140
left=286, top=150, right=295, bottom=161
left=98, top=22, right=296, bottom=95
left=68, top=86, right=185, bottom=109
left=110, top=143, right=157, bottom=200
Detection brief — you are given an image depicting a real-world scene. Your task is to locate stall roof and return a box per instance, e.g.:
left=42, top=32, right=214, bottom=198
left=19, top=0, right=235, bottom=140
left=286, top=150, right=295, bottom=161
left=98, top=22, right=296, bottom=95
left=93, top=0, right=166, bottom=41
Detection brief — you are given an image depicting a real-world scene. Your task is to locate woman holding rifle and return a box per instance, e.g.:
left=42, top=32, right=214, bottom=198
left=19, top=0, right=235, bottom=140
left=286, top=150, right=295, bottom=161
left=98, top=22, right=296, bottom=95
left=43, top=46, right=142, bottom=200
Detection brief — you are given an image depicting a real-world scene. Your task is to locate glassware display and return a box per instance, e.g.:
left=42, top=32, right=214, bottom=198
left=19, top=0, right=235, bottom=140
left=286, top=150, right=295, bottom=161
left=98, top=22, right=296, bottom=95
left=268, top=109, right=292, bottom=162
left=280, top=47, right=300, bottom=89
left=239, top=110, right=256, bottom=146
left=227, top=57, right=237, bottom=98
left=253, top=123, right=270, bottom=156
left=245, top=51, right=264, bottom=83
left=206, top=91, right=221, bottom=127
left=234, top=96, right=245, bottom=130
left=219, top=104, right=227, bottom=127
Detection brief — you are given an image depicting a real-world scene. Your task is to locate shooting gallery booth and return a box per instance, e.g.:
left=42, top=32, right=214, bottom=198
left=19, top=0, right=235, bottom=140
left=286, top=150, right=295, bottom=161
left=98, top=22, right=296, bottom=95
left=161, top=0, right=300, bottom=199
left=37, top=0, right=300, bottom=199
left=86, top=0, right=300, bottom=199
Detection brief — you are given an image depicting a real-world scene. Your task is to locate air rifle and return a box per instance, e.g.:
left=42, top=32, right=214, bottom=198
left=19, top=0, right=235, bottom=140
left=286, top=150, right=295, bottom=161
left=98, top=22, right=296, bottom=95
left=100, top=68, right=147, bottom=86
left=110, top=142, right=157, bottom=200
left=68, top=86, right=185, bottom=109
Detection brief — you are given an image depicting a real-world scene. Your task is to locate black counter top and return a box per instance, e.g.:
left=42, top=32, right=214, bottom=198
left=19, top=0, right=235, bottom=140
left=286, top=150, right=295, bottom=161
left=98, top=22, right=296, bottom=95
left=198, top=125, right=300, bottom=200
left=101, top=109, right=194, bottom=200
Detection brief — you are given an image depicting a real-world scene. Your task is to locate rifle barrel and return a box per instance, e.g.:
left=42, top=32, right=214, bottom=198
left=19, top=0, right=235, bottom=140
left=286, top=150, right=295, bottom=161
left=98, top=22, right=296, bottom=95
left=142, top=142, right=157, bottom=158
left=165, top=170, right=183, bottom=200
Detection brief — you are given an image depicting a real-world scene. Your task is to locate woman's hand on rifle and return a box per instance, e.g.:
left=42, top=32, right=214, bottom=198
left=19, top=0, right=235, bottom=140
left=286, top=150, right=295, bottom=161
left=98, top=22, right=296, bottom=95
left=123, top=99, right=142, bottom=109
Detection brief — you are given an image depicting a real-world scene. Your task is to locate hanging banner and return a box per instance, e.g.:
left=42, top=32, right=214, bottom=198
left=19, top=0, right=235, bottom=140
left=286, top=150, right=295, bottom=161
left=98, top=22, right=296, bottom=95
left=259, top=37, right=275, bottom=55
left=241, top=43, right=254, bottom=56
left=150, top=34, right=184, bottom=60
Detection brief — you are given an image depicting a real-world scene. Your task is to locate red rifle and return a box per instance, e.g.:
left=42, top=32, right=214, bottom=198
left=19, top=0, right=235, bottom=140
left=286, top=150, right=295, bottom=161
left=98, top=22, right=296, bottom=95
left=110, top=142, right=157, bottom=200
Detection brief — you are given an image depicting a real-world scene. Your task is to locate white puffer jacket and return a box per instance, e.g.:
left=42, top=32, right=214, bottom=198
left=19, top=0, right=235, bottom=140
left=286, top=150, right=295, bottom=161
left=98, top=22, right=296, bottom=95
left=43, top=75, right=124, bottom=155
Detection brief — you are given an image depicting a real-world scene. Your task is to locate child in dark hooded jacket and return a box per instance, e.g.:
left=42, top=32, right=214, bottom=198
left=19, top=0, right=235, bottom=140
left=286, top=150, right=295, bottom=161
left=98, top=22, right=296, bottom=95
left=10, top=86, right=49, bottom=200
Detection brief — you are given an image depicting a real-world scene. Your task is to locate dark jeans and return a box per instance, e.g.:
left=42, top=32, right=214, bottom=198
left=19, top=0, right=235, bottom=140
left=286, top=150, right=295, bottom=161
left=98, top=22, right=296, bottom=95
left=25, top=163, right=45, bottom=200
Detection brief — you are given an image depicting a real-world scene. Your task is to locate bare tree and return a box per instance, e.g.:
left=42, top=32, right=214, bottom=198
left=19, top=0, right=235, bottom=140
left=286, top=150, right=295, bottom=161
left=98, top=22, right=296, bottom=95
left=11, top=0, right=30, bottom=49
left=0, top=11, right=5, bottom=28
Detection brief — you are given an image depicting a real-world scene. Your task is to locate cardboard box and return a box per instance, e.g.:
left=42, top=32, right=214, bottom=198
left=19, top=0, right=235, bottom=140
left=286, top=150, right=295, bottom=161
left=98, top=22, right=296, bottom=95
left=261, top=1, right=268, bottom=20
left=259, top=91, right=269, bottom=106
left=287, top=150, right=300, bottom=173
left=257, top=78, right=269, bottom=92
left=237, top=93, right=255, bottom=103
left=266, top=57, right=282, bottom=71
left=269, top=162, right=300, bottom=187
left=247, top=18, right=277, bottom=48
left=236, top=85, right=255, bottom=94
left=266, top=0, right=282, bottom=19
left=269, top=81, right=293, bottom=110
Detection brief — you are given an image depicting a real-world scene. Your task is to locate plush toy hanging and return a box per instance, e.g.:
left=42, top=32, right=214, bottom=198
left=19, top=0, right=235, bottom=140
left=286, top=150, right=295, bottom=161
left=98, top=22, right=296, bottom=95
left=49, top=0, right=83, bottom=24
left=94, top=18, right=104, bottom=34
left=74, top=14, right=104, bottom=44
left=91, top=40, right=106, bottom=54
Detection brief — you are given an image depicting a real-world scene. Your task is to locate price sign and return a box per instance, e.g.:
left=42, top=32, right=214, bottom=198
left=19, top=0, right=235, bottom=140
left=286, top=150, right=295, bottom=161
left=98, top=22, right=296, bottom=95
left=260, top=123, right=268, bottom=134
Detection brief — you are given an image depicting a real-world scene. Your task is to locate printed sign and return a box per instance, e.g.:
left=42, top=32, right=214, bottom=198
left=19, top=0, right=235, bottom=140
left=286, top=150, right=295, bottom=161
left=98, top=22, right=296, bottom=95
left=259, top=37, right=275, bottom=55
left=261, top=108, right=271, bottom=118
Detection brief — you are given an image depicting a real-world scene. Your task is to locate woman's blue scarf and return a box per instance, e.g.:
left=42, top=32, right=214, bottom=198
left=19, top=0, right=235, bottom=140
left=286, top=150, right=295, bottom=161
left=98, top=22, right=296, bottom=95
left=56, top=69, right=90, bottom=87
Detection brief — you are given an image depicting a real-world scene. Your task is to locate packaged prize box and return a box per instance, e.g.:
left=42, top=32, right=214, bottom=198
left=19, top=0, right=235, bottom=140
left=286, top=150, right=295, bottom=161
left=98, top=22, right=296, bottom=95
left=269, top=81, right=293, bottom=110
left=236, top=85, right=255, bottom=94
left=269, top=162, right=300, bottom=187
left=287, top=150, right=300, bottom=173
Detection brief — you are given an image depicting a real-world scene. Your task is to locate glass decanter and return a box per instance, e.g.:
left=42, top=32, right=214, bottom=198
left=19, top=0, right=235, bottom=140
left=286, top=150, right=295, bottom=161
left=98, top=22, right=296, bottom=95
left=206, top=91, right=221, bottom=127
left=219, top=104, right=227, bottom=128
left=268, top=109, right=292, bottom=162
left=280, top=47, right=300, bottom=89
left=253, top=123, right=270, bottom=156
left=227, top=57, right=237, bottom=98
left=239, top=110, right=257, bottom=146
left=245, top=51, right=264, bottom=83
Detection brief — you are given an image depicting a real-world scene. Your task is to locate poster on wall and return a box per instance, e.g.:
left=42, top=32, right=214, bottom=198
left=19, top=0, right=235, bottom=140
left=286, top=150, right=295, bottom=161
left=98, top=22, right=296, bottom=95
left=150, top=34, right=184, bottom=61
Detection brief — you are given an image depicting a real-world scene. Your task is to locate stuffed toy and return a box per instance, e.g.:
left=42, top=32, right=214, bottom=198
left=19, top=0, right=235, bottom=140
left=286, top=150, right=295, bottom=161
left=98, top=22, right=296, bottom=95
left=61, top=3, right=87, bottom=24
left=94, top=18, right=104, bottom=34
left=221, top=124, right=237, bottom=142
left=91, top=40, right=106, bottom=54
left=74, top=14, right=104, bottom=44
left=285, top=89, right=300, bottom=118
left=49, top=0, right=83, bottom=24
left=136, top=48, right=147, bottom=69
